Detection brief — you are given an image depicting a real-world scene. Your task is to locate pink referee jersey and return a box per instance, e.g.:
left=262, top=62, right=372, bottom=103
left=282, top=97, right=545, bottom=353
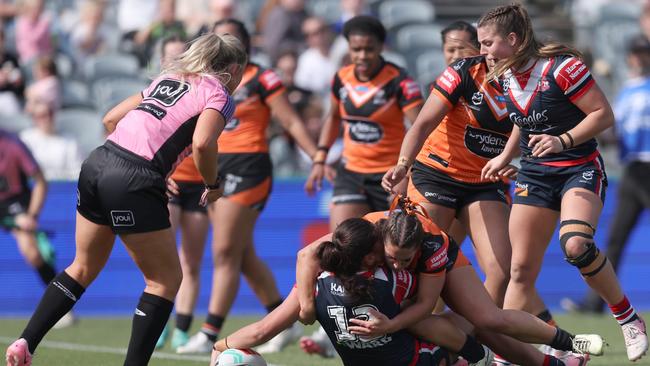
left=107, top=74, right=235, bottom=175
left=0, top=130, right=39, bottom=200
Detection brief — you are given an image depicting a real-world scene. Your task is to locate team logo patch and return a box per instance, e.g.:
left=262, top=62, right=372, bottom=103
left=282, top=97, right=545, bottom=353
left=259, top=69, right=282, bottom=90
left=514, top=182, right=528, bottom=197
left=400, top=78, right=422, bottom=100
left=471, top=91, right=484, bottom=105
left=110, top=210, right=135, bottom=227
left=144, top=79, right=190, bottom=107
left=422, top=235, right=442, bottom=251
left=346, top=120, right=384, bottom=143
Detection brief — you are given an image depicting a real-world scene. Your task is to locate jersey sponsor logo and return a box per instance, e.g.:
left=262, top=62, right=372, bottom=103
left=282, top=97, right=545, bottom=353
left=136, top=103, right=167, bottom=120
left=110, top=210, right=135, bottom=227
left=259, top=69, right=282, bottom=90
left=509, top=109, right=552, bottom=131
left=372, top=89, right=387, bottom=105
left=330, top=282, right=345, bottom=296
left=514, top=182, right=528, bottom=197
left=144, top=79, right=191, bottom=107
left=464, top=125, right=508, bottom=158
left=346, top=120, right=384, bottom=143
left=400, top=78, right=421, bottom=100
left=426, top=250, right=448, bottom=272
left=436, top=68, right=461, bottom=95
left=224, top=117, right=240, bottom=131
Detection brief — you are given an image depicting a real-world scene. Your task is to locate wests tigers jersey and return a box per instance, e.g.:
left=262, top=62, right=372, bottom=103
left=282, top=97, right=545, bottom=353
left=332, top=60, right=423, bottom=173
left=315, top=267, right=418, bottom=366
left=363, top=211, right=449, bottom=276
left=502, top=55, right=597, bottom=164
left=218, top=62, right=285, bottom=154
left=422, top=56, right=512, bottom=183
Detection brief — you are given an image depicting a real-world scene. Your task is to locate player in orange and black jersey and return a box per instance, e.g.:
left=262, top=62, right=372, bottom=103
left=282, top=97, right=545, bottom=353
left=305, top=15, right=423, bottom=231
left=170, top=19, right=318, bottom=354
left=478, top=5, right=647, bottom=361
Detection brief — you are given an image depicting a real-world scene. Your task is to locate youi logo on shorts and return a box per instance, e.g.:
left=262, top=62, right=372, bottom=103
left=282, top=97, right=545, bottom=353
left=110, top=210, right=135, bottom=227
left=145, top=79, right=191, bottom=107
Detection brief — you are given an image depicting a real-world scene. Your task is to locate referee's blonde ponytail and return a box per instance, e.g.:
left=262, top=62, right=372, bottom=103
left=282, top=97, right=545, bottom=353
left=161, top=33, right=247, bottom=86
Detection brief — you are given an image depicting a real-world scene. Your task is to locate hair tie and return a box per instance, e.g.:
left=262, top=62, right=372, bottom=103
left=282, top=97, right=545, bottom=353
left=389, top=194, right=431, bottom=220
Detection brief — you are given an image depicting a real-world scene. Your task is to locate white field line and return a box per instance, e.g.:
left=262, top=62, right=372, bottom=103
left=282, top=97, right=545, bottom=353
left=0, top=336, right=283, bottom=365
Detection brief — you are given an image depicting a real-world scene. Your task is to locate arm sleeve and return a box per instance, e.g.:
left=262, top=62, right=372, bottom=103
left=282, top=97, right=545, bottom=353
left=396, top=74, right=424, bottom=111
left=416, top=233, right=450, bottom=276
left=258, top=68, right=286, bottom=103
left=431, top=59, right=467, bottom=107
left=552, top=56, right=595, bottom=103
left=330, top=73, right=342, bottom=101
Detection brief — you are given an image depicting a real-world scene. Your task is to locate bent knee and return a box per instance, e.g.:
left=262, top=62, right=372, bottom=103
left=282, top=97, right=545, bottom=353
left=509, top=263, right=537, bottom=285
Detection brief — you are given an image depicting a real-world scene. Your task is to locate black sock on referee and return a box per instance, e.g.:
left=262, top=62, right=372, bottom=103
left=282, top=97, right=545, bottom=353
left=457, top=335, right=486, bottom=363
left=549, top=327, right=574, bottom=351
left=35, top=262, right=56, bottom=285
left=20, top=271, right=86, bottom=353
left=124, top=292, right=174, bottom=366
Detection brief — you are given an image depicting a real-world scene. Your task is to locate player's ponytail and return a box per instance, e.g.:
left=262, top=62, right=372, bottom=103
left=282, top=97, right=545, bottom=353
left=380, top=195, right=425, bottom=251
left=317, top=218, right=380, bottom=301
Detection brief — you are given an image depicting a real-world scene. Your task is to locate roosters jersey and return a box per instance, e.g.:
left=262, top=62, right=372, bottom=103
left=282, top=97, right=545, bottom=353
left=502, top=55, right=597, bottom=164
left=315, top=267, right=419, bottom=366
left=218, top=63, right=285, bottom=153
left=332, top=60, right=423, bottom=173
left=170, top=63, right=284, bottom=182
left=0, top=130, right=39, bottom=200
left=422, top=56, right=512, bottom=183
left=363, top=211, right=449, bottom=276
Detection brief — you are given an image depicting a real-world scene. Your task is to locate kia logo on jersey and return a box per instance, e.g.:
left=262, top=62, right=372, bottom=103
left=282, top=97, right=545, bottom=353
left=346, top=120, right=384, bottom=143
left=145, top=79, right=191, bottom=107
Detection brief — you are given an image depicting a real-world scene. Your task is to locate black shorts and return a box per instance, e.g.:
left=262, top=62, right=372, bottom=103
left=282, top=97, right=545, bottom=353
left=409, top=161, right=509, bottom=211
left=0, top=192, right=30, bottom=219
left=218, top=153, right=272, bottom=211
left=332, top=164, right=390, bottom=211
left=513, top=155, right=607, bottom=211
left=77, top=141, right=170, bottom=234
left=168, top=181, right=207, bottom=214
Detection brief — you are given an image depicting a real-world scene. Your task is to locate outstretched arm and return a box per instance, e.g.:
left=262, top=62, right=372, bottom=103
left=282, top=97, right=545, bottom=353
left=296, top=233, right=332, bottom=324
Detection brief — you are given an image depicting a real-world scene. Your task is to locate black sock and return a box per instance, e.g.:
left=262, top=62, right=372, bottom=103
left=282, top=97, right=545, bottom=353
left=537, top=309, right=557, bottom=326
left=265, top=299, right=284, bottom=313
left=201, top=313, right=225, bottom=342
left=36, top=262, right=56, bottom=285
left=123, top=292, right=174, bottom=366
left=175, top=313, right=193, bottom=332
left=549, top=327, right=574, bottom=351
left=457, top=335, right=485, bottom=363
left=20, top=271, right=85, bottom=353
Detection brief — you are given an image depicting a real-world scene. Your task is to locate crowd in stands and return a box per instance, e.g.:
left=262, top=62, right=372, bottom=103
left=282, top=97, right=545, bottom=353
left=0, top=0, right=648, bottom=182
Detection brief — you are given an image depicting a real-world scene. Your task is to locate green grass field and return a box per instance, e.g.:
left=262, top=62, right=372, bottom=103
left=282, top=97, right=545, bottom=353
left=1, top=313, right=648, bottom=365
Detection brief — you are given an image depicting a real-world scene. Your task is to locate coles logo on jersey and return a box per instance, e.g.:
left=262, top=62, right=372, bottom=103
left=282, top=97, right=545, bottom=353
left=346, top=120, right=384, bottom=143
left=144, top=79, right=191, bottom=107
left=464, top=125, right=508, bottom=159
left=436, top=67, right=461, bottom=95
left=400, top=78, right=422, bottom=100
left=259, top=70, right=282, bottom=90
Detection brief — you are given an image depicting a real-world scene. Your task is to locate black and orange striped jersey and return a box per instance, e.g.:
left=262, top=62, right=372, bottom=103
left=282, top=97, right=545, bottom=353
left=170, top=63, right=284, bottom=182
left=363, top=211, right=449, bottom=276
left=332, top=60, right=423, bottom=174
left=218, top=62, right=285, bottom=153
left=418, top=56, right=513, bottom=183
left=502, top=55, right=597, bottom=164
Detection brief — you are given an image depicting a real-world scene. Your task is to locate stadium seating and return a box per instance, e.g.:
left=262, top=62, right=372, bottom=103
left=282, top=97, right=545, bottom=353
left=55, top=108, right=105, bottom=155
left=83, top=53, right=141, bottom=82
left=395, top=24, right=443, bottom=53
left=378, top=0, right=435, bottom=30
left=0, top=113, right=32, bottom=133
left=62, top=80, right=94, bottom=110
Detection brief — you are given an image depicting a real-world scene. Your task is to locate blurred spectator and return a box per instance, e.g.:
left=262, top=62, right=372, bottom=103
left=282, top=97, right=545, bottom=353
left=567, top=35, right=650, bottom=313
left=25, top=55, right=60, bottom=113
left=133, top=0, right=186, bottom=66
left=276, top=50, right=312, bottom=112
left=70, top=0, right=109, bottom=65
left=19, top=97, right=82, bottom=180
left=334, top=0, right=368, bottom=33
left=117, top=0, right=158, bottom=37
left=256, top=0, right=280, bottom=35
left=0, top=27, right=24, bottom=117
left=0, top=0, right=17, bottom=21
left=191, top=0, right=236, bottom=38
left=15, top=0, right=52, bottom=64
left=262, top=0, right=308, bottom=63
left=160, top=35, right=187, bottom=67
left=294, top=17, right=337, bottom=97
left=175, top=0, right=210, bottom=36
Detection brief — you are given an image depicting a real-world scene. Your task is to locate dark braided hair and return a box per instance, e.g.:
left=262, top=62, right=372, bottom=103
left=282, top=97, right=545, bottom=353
left=317, top=218, right=381, bottom=301
left=376, top=196, right=425, bottom=251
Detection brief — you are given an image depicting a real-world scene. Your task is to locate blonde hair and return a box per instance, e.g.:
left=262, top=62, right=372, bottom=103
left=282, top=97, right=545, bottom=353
left=161, top=33, right=247, bottom=85
left=478, top=3, right=582, bottom=80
